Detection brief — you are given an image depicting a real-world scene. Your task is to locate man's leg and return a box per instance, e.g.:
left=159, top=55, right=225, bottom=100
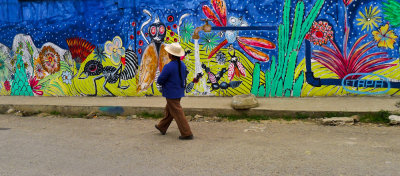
left=157, top=99, right=173, bottom=133
left=167, top=98, right=193, bottom=137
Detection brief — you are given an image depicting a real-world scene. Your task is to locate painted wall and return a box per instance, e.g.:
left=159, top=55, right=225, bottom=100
left=0, top=0, right=399, bottom=97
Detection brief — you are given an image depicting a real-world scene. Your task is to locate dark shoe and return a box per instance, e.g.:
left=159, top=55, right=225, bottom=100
left=155, top=125, right=166, bottom=135
left=179, top=135, right=193, bottom=140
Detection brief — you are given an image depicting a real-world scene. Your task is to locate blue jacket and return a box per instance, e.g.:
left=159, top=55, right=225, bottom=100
left=157, top=60, right=187, bottom=99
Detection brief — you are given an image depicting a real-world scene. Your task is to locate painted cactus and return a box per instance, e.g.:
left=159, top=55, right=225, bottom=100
left=251, top=0, right=325, bottom=97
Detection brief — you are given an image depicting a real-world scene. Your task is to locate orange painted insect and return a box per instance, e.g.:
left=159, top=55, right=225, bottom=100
left=137, top=9, right=170, bottom=93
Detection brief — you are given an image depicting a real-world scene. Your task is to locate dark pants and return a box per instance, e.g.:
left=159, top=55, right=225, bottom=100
left=157, top=98, right=193, bottom=137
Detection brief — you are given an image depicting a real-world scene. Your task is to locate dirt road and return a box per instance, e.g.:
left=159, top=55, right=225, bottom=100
left=0, top=114, right=399, bottom=176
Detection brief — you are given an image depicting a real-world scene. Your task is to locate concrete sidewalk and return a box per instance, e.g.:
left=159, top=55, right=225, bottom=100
left=1, top=96, right=400, bottom=117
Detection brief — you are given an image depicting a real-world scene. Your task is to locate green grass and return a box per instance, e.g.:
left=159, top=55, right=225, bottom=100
left=218, top=114, right=272, bottom=122
left=138, top=112, right=164, bottom=119
left=359, top=111, right=391, bottom=124
left=50, top=111, right=61, bottom=116
left=217, top=111, right=392, bottom=124
left=295, top=112, right=309, bottom=119
left=323, top=112, right=357, bottom=118
left=64, top=112, right=88, bottom=119
left=217, top=112, right=312, bottom=122
left=323, top=111, right=390, bottom=124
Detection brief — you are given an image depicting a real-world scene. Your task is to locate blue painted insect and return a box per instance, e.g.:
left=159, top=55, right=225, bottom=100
left=185, top=72, right=204, bottom=93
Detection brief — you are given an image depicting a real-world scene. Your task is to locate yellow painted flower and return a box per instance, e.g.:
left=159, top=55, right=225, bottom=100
left=372, top=24, right=398, bottom=49
left=356, top=5, right=381, bottom=31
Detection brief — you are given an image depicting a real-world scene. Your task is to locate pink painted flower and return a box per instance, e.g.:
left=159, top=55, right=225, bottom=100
left=29, top=76, right=43, bottom=96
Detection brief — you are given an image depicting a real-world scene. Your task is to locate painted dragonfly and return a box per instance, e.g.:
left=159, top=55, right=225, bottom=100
left=202, top=0, right=276, bottom=62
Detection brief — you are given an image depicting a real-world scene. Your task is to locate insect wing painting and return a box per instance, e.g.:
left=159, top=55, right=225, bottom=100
left=137, top=10, right=170, bottom=94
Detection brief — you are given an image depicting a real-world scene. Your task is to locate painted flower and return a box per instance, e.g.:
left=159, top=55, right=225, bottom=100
left=343, top=0, right=353, bottom=6
left=356, top=5, right=381, bottom=31
left=372, top=24, right=398, bottom=49
left=305, top=21, right=334, bottom=46
left=105, top=36, right=125, bottom=65
left=29, top=76, right=43, bottom=96
left=61, top=71, right=72, bottom=85
left=4, top=80, right=11, bottom=91
left=200, top=33, right=220, bottom=53
left=180, top=22, right=194, bottom=43
left=39, top=46, right=60, bottom=74
left=0, top=52, right=11, bottom=82
left=34, top=59, right=48, bottom=79
left=93, top=45, right=107, bottom=63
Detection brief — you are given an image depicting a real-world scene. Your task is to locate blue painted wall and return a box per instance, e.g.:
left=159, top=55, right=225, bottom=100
left=0, top=0, right=399, bottom=97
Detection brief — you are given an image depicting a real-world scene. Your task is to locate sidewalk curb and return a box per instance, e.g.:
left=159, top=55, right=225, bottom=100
left=0, top=104, right=393, bottom=118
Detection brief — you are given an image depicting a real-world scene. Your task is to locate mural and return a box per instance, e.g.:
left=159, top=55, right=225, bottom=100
left=0, top=0, right=399, bottom=97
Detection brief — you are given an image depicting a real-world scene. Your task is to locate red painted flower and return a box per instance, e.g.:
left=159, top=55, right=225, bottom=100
left=343, top=0, right=353, bottom=6
left=166, top=37, right=170, bottom=41
left=131, top=22, right=136, bottom=27
left=173, top=24, right=177, bottom=29
left=139, top=40, right=143, bottom=46
left=174, top=38, right=178, bottom=42
left=145, top=33, right=149, bottom=37
left=137, top=31, right=141, bottom=35
left=138, top=48, right=142, bottom=54
left=305, top=21, right=334, bottom=46
left=29, top=76, right=43, bottom=96
left=170, top=31, right=175, bottom=36
left=167, top=26, right=171, bottom=30
left=167, top=15, right=174, bottom=22
left=4, top=80, right=10, bottom=91
left=130, top=35, right=134, bottom=40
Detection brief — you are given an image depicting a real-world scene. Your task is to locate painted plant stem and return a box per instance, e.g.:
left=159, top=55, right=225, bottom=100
left=251, top=0, right=325, bottom=97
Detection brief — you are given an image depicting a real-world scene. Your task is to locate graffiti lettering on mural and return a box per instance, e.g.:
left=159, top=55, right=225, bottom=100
left=342, top=73, right=391, bottom=95
left=0, top=0, right=399, bottom=97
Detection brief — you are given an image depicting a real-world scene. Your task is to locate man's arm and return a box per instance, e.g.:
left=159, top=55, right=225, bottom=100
left=157, top=65, right=170, bottom=85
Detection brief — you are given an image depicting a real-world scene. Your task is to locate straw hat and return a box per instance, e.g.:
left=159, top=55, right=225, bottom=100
left=164, top=42, right=185, bottom=57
